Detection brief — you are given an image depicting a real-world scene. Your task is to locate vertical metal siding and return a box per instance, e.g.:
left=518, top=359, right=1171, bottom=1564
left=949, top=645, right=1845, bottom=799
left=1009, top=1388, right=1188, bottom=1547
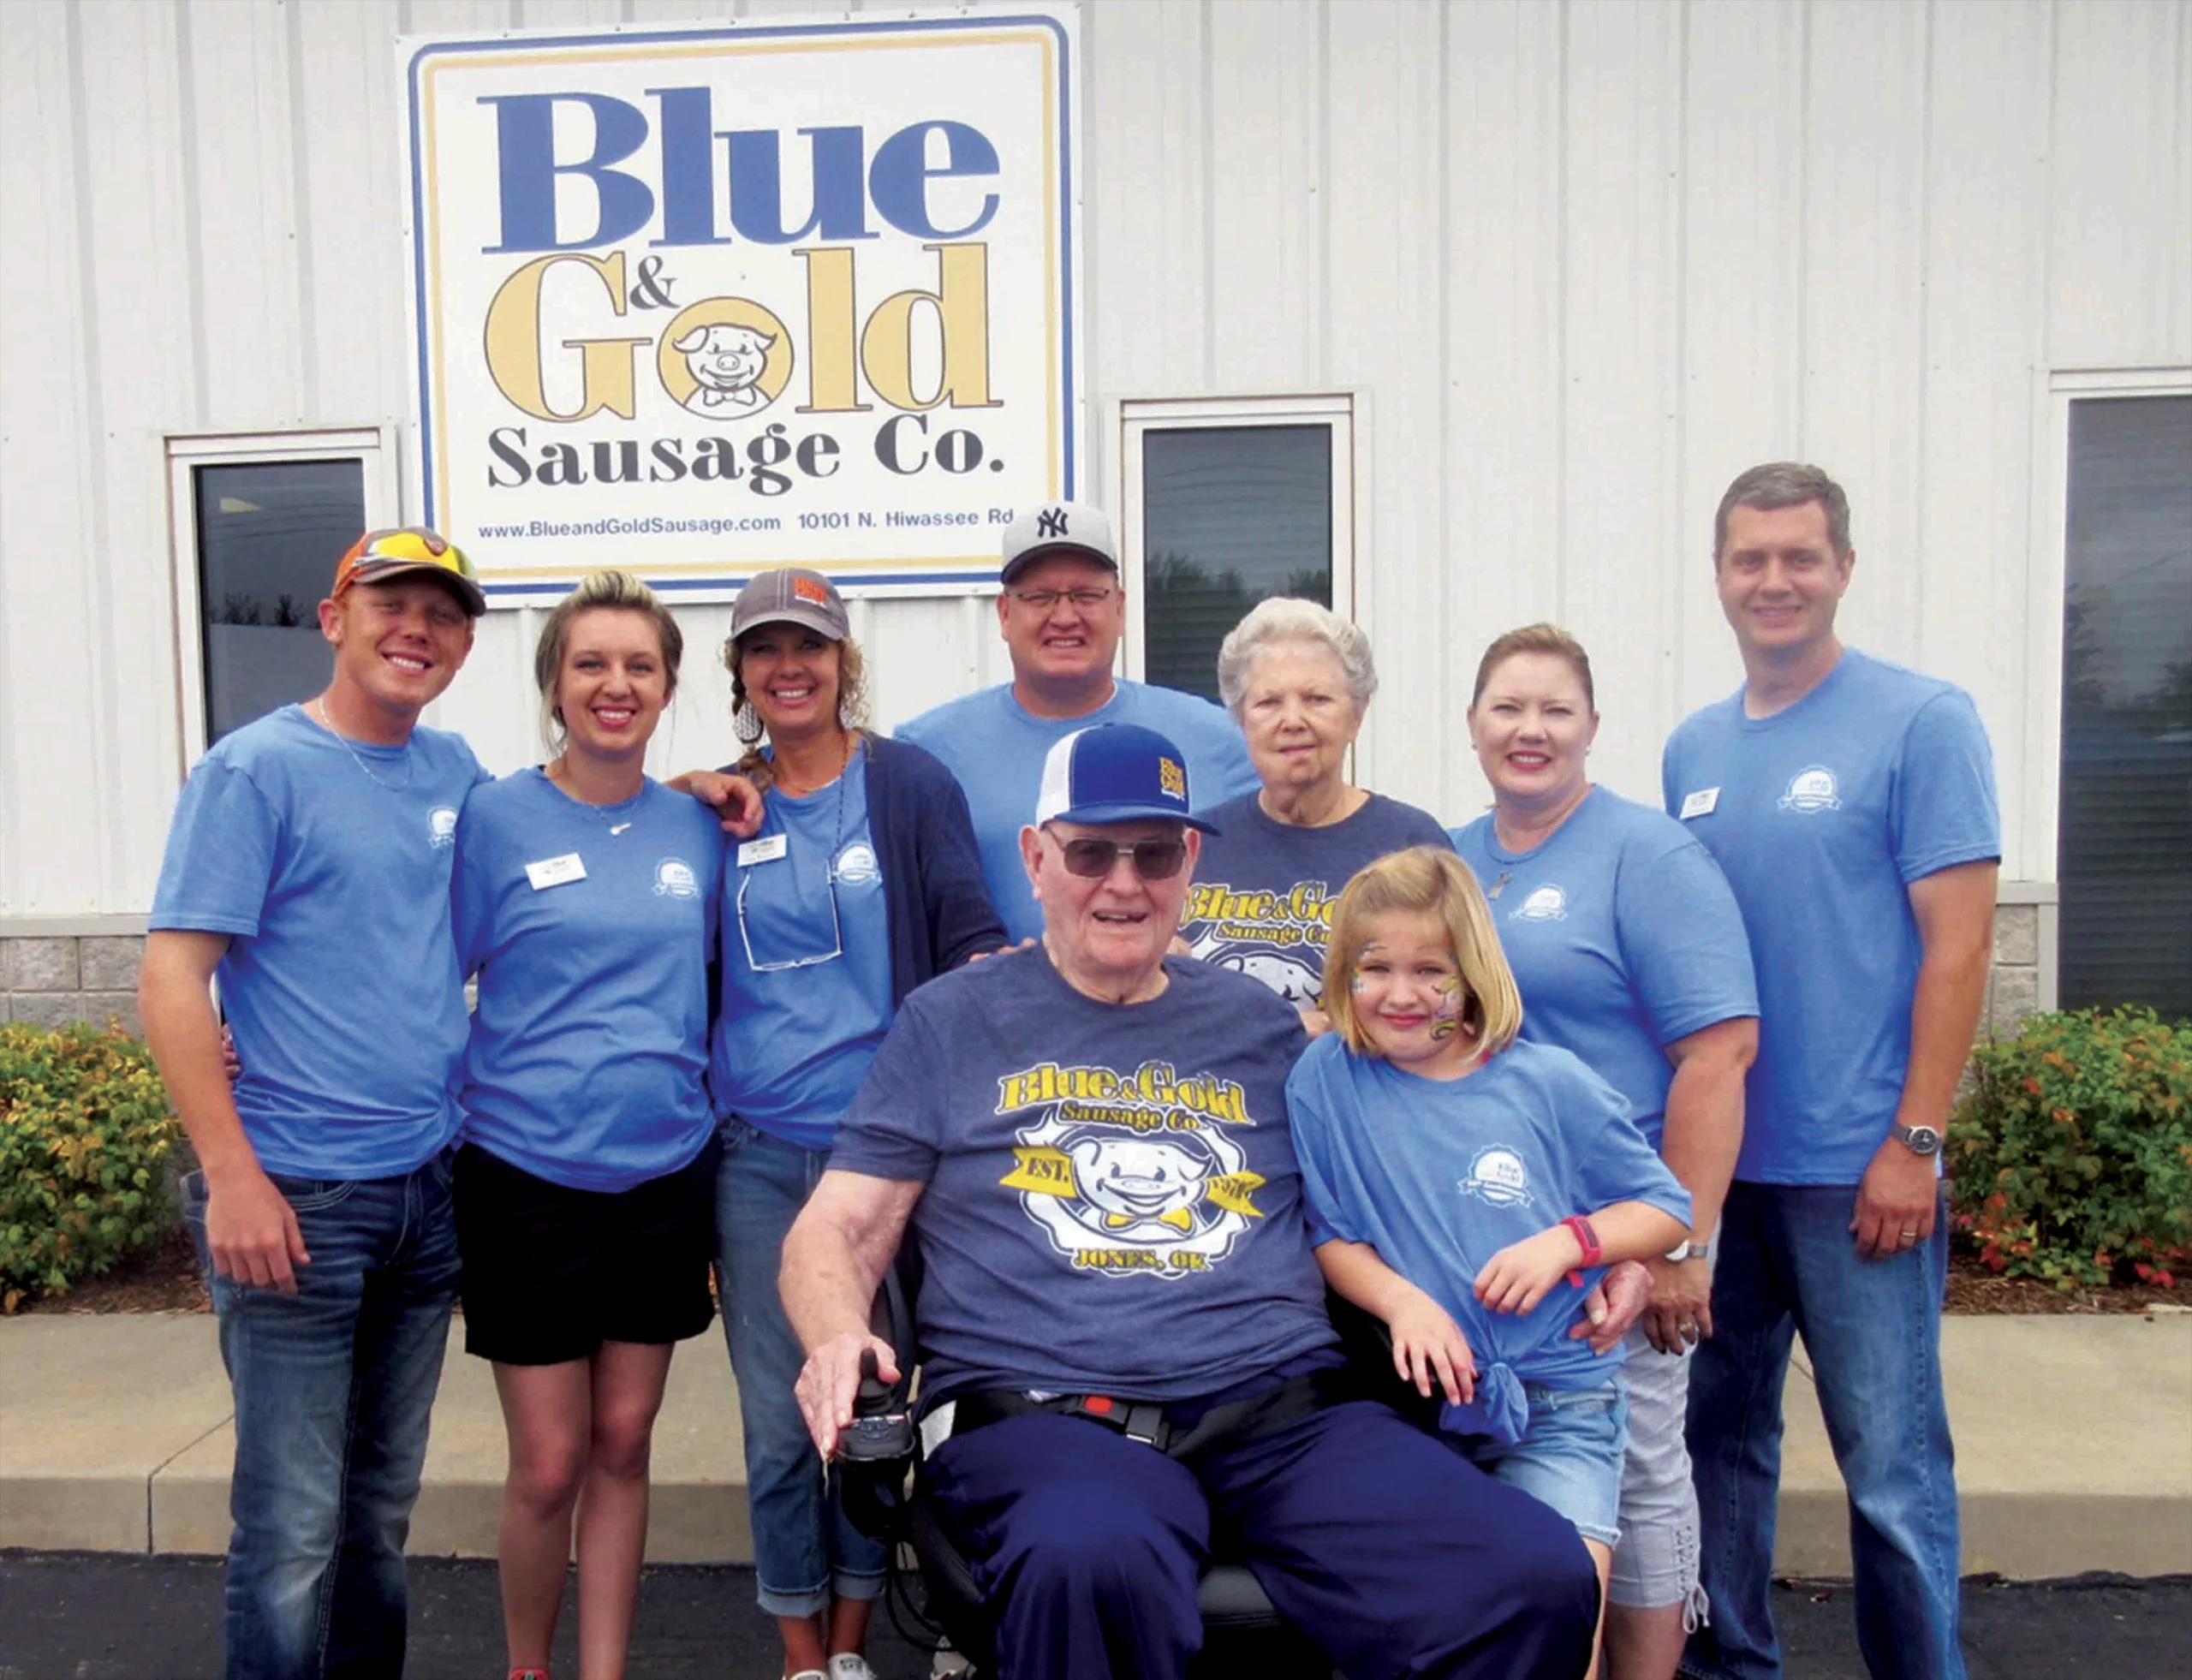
left=3, top=0, right=2187, bottom=916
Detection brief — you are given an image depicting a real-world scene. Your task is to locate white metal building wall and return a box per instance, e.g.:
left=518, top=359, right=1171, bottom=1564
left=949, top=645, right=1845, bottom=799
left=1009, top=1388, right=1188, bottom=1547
left=2, top=0, right=2187, bottom=920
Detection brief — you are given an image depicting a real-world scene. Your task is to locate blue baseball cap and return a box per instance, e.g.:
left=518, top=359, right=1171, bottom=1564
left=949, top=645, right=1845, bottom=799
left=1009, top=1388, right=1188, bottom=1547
left=1033, top=724, right=1222, bottom=833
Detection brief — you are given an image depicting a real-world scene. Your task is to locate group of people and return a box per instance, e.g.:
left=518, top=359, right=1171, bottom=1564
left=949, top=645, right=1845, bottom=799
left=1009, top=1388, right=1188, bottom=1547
left=141, top=460, right=1999, bottom=1680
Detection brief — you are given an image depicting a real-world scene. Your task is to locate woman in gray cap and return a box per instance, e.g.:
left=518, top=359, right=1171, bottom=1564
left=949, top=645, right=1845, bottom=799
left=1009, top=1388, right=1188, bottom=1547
left=706, top=567, right=1004, bottom=1680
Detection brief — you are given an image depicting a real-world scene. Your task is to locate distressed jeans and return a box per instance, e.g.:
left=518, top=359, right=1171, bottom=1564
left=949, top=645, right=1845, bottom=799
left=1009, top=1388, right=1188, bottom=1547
left=1683, top=1181, right=1963, bottom=1680
left=186, top=1157, right=460, bottom=1680
left=713, top=1119, right=887, bottom=1617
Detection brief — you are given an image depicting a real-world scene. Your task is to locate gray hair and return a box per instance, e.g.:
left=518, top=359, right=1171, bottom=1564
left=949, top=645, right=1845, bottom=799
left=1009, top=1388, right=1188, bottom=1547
left=1216, top=598, right=1377, bottom=719
left=1713, top=462, right=1853, bottom=562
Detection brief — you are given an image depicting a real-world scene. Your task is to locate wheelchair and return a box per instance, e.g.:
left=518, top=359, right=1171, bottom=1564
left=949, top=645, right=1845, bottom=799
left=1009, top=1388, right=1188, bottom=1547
left=836, top=1268, right=1429, bottom=1680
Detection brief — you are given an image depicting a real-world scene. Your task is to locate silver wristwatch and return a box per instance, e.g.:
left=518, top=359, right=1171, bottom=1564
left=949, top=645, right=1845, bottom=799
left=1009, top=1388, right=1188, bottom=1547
left=1664, top=1241, right=1711, bottom=1263
left=1893, top=1122, right=1945, bottom=1158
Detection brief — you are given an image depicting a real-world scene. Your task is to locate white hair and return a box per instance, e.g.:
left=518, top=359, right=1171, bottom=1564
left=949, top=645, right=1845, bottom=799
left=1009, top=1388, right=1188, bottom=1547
left=1215, top=597, right=1377, bottom=718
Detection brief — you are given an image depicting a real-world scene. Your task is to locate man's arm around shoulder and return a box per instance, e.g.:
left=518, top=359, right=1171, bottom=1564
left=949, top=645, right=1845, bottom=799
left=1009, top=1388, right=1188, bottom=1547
left=138, top=931, right=311, bottom=1294
left=783, top=1169, right=925, bottom=1456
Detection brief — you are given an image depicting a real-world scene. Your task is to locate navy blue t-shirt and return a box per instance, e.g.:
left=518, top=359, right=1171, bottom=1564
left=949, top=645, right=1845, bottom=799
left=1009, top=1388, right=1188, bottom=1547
left=830, top=946, right=1336, bottom=1403
left=1182, top=792, right=1452, bottom=1004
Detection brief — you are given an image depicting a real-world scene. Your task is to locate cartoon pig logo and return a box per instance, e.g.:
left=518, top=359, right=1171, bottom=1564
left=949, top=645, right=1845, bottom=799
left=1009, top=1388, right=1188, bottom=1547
left=1067, top=1135, right=1210, bottom=1233
left=670, top=323, right=777, bottom=420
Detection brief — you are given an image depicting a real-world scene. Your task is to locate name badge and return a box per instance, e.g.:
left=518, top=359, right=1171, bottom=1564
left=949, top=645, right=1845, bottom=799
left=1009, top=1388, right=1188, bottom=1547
left=524, top=853, right=587, bottom=891
left=1679, top=787, right=1720, bottom=821
left=738, top=834, right=789, bottom=867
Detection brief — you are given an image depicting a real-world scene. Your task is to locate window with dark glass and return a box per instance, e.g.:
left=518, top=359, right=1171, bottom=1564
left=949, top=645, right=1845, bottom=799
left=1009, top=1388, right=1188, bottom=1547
left=1139, top=426, right=1333, bottom=701
left=194, top=459, right=366, bottom=742
left=2058, top=393, right=2192, bottom=1019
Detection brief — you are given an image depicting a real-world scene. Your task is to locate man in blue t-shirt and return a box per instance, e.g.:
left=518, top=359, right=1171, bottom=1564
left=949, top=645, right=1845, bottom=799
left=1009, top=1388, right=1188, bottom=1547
left=1664, top=465, right=1999, bottom=1680
left=139, top=528, right=491, bottom=1680
left=780, top=724, right=1598, bottom=1680
left=894, top=501, right=1260, bottom=941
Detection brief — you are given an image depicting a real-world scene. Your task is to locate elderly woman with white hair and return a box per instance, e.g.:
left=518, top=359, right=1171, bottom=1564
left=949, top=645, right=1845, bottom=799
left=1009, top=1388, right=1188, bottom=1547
left=1179, top=598, right=1450, bottom=1030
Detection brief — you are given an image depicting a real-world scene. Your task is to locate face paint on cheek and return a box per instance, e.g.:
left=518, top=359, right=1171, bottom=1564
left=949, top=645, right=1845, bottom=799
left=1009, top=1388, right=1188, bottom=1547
left=1431, top=975, right=1466, bottom=1040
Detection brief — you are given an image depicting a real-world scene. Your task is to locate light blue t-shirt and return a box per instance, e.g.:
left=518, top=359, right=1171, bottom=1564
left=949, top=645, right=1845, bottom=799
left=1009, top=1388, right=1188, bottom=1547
left=451, top=771, right=723, bottom=1193
left=148, top=704, right=489, bottom=1179
left=1661, top=649, right=1999, bottom=1185
left=895, top=679, right=1260, bottom=942
left=1450, top=788, right=1758, bottom=1152
left=1184, top=792, right=1452, bottom=1004
left=710, top=750, right=894, bottom=1153
left=1286, top=1034, right=1690, bottom=1438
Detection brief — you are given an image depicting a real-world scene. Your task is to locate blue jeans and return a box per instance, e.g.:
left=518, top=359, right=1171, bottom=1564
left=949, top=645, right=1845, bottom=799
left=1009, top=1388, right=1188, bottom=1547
left=1684, top=1182, right=1963, bottom=1680
left=713, top=1120, right=887, bottom=1617
left=185, top=1157, right=461, bottom=1680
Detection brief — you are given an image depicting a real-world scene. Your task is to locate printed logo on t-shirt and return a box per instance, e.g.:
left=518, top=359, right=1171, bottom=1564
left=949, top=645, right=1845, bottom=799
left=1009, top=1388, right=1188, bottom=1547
left=1778, top=766, right=1842, bottom=813
left=1184, top=879, right=1334, bottom=1002
left=652, top=857, right=700, bottom=898
left=832, top=842, right=880, bottom=885
left=994, top=1058, right=1267, bottom=1281
left=1511, top=884, right=1569, bottom=922
left=1458, top=1144, right=1534, bottom=1209
left=428, top=807, right=459, bottom=849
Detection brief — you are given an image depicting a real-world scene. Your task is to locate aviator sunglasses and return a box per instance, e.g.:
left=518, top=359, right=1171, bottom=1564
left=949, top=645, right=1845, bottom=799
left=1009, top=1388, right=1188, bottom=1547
left=1050, top=833, right=1190, bottom=881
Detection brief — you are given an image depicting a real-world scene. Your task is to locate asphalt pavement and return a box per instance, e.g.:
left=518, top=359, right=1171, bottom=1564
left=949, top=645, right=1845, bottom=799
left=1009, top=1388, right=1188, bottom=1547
left=3, top=1552, right=2189, bottom=1680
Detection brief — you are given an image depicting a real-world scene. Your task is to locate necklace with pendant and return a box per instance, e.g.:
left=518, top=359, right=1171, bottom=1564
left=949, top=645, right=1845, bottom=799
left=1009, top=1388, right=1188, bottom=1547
left=547, top=758, right=645, bottom=835
left=313, top=698, right=414, bottom=792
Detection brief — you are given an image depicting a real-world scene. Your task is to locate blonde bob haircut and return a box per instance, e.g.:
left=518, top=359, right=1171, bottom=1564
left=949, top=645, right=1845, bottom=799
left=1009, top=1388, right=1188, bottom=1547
left=1320, top=846, right=1524, bottom=1059
left=533, top=569, right=684, bottom=752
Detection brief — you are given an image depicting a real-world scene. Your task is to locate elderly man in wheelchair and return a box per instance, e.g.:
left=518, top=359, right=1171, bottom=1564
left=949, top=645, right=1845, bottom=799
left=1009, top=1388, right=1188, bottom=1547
left=783, top=724, right=1605, bottom=1680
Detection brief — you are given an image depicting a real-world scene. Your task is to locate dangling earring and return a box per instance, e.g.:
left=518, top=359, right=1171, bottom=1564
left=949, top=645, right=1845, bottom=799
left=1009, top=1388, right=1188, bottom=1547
left=734, top=699, right=764, bottom=744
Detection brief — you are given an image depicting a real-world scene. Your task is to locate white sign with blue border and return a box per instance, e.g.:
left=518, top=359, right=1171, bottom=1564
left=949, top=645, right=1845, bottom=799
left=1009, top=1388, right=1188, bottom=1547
left=399, top=7, right=1081, bottom=601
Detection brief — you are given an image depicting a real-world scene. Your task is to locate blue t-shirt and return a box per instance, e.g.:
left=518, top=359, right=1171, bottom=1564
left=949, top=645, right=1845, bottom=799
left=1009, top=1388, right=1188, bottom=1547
left=1450, top=788, right=1758, bottom=1151
left=710, top=749, right=895, bottom=1153
left=1182, top=793, right=1452, bottom=1004
left=895, top=679, right=1260, bottom=942
left=830, top=947, right=1336, bottom=1403
left=147, top=704, right=489, bottom=1179
left=1661, top=650, right=2000, bottom=1185
left=451, top=771, right=723, bottom=1193
left=1287, top=1034, right=1690, bottom=1436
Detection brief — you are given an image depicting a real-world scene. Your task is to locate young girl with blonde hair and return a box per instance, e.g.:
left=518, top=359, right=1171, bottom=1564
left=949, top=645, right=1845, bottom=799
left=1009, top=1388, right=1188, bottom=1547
left=1285, top=846, right=1692, bottom=1659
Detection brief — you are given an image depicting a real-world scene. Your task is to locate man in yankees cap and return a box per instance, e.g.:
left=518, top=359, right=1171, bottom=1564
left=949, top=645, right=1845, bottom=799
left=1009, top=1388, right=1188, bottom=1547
left=895, top=501, right=1259, bottom=942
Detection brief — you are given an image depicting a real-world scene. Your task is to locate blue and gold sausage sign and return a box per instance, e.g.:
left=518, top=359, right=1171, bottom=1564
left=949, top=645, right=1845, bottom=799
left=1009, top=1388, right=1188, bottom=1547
left=400, top=8, right=1081, bottom=599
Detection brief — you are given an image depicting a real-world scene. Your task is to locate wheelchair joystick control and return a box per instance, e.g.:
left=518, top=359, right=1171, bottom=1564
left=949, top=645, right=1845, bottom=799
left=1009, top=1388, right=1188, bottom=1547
left=837, top=1348, right=914, bottom=1463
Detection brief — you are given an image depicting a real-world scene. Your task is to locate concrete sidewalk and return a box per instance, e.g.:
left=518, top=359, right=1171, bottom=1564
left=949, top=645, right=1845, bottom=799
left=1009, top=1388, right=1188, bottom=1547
left=3, top=1312, right=2188, bottom=1578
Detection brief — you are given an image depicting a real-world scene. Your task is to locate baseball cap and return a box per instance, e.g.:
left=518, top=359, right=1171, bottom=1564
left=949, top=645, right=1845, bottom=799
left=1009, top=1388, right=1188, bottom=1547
left=331, top=527, right=486, bottom=617
left=999, top=501, right=1119, bottom=587
left=1033, top=724, right=1221, bottom=833
left=730, top=568, right=849, bottom=642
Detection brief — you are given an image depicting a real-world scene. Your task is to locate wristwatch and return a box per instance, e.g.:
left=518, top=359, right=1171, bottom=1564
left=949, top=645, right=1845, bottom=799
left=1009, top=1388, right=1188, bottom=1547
left=1893, top=1122, right=1945, bottom=1157
left=1664, top=1241, right=1711, bottom=1263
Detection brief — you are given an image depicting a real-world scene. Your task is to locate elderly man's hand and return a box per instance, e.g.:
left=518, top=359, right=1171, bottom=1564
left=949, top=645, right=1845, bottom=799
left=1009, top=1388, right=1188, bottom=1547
left=1641, top=1255, right=1714, bottom=1355
left=1569, top=1259, right=1652, bottom=1355
left=795, top=1331, right=902, bottom=1458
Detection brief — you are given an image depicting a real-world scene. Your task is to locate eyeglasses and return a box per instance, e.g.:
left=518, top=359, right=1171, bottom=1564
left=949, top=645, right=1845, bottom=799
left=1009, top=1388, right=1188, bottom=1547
left=1052, top=836, right=1189, bottom=881
left=1008, top=586, right=1117, bottom=611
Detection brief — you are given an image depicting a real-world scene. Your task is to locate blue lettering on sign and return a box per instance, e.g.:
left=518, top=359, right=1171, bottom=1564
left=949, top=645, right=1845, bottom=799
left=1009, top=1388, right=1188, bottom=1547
left=481, top=89, right=1002, bottom=253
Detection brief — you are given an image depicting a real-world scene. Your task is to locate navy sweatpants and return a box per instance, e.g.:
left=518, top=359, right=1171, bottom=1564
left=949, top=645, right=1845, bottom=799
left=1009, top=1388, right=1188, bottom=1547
left=923, top=1399, right=1599, bottom=1680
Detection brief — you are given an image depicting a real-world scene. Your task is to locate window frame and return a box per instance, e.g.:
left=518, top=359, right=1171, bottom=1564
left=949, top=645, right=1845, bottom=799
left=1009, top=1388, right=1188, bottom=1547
left=164, top=426, right=397, bottom=768
left=1108, top=393, right=1358, bottom=688
left=2031, top=368, right=2191, bottom=885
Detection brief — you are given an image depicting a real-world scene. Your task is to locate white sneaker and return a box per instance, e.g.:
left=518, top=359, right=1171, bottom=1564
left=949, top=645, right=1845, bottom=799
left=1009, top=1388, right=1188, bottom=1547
left=786, top=1671, right=825, bottom=1680
left=930, top=1647, right=972, bottom=1680
left=827, top=1659, right=878, bottom=1680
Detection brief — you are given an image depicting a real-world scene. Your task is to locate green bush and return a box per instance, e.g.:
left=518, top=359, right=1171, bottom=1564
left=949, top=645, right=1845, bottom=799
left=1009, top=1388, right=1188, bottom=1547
left=1949, top=1006, right=2192, bottom=1290
left=0, top=1021, right=178, bottom=1312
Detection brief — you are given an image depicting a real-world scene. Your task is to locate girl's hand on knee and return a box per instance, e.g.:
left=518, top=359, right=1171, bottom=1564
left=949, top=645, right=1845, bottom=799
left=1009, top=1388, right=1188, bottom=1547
left=1388, top=1291, right=1476, bottom=1404
left=1473, top=1225, right=1583, bottom=1316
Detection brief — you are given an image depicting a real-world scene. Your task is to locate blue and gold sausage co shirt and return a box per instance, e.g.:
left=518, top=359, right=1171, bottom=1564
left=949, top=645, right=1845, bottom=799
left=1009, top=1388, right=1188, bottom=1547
left=830, top=946, right=1335, bottom=1403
